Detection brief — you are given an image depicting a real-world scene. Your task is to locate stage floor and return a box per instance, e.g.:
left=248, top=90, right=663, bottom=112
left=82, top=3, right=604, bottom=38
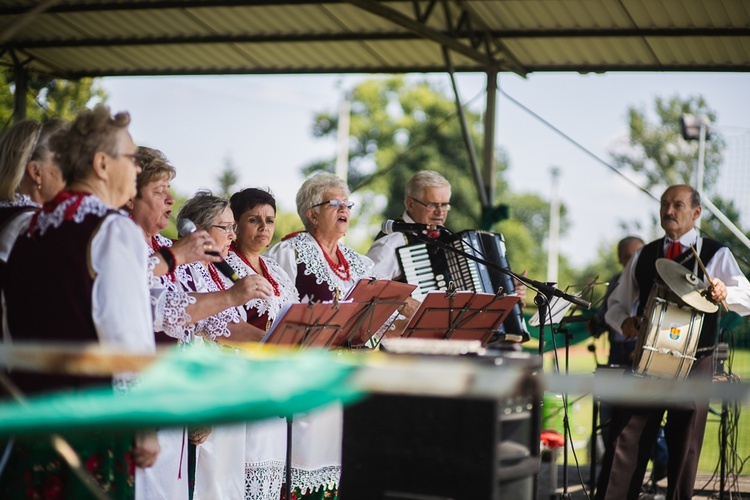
left=546, top=465, right=750, bottom=499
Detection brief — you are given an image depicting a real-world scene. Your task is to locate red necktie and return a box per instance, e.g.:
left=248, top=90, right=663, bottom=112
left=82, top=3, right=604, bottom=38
left=666, top=241, right=682, bottom=260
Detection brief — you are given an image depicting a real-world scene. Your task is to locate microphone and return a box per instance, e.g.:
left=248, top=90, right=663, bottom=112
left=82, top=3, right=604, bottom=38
left=177, top=218, right=239, bottom=282
left=381, top=219, right=441, bottom=235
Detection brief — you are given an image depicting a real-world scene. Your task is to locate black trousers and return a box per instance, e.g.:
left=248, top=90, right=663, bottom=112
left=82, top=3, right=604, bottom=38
left=594, top=354, right=712, bottom=500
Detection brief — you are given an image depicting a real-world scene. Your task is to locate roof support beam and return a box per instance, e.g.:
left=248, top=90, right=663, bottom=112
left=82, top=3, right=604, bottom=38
left=10, top=27, right=749, bottom=50
left=345, top=0, right=493, bottom=66
left=443, top=45, right=488, bottom=209
left=483, top=67, right=498, bottom=208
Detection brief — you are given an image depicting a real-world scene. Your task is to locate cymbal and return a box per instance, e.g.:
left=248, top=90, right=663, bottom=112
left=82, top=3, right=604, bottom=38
left=655, top=258, right=718, bottom=313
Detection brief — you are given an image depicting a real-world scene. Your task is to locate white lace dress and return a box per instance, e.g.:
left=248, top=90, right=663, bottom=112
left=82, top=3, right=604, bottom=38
left=265, top=232, right=375, bottom=495
left=185, top=261, right=254, bottom=500
left=136, top=234, right=197, bottom=500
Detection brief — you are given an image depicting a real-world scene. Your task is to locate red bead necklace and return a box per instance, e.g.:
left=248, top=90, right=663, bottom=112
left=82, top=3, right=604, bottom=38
left=207, top=263, right=227, bottom=291
left=315, top=238, right=351, bottom=281
left=232, top=248, right=281, bottom=296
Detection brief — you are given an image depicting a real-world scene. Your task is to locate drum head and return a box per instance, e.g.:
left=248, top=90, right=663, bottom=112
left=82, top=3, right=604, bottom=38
left=655, top=258, right=719, bottom=313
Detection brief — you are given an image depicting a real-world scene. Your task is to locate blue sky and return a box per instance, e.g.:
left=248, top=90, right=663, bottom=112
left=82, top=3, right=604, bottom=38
left=101, top=71, right=750, bottom=271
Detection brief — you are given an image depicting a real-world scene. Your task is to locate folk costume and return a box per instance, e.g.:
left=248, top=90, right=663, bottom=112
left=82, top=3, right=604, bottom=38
left=135, top=233, right=196, bottom=500
left=598, top=228, right=750, bottom=500
left=1, top=191, right=155, bottom=499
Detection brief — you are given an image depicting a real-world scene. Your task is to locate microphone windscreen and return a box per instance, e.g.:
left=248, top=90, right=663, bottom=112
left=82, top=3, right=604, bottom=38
left=177, top=218, right=197, bottom=237
left=381, top=220, right=394, bottom=235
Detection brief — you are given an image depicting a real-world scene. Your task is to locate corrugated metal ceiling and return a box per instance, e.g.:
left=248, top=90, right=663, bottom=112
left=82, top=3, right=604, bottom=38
left=1, top=0, right=748, bottom=78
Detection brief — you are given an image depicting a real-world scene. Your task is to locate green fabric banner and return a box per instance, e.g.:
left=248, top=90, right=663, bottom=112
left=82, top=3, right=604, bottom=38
left=0, top=344, right=363, bottom=436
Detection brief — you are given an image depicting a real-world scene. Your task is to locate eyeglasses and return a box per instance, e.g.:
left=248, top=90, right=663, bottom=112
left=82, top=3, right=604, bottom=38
left=118, top=153, right=139, bottom=164
left=410, top=197, right=451, bottom=212
left=212, top=223, right=238, bottom=234
left=310, top=199, right=355, bottom=210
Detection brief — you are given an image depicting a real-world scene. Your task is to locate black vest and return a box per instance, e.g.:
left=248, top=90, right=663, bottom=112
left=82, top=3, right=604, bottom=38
left=634, top=236, right=724, bottom=350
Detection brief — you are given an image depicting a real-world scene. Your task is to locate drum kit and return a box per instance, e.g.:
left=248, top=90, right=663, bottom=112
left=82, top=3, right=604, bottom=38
left=633, top=257, right=719, bottom=380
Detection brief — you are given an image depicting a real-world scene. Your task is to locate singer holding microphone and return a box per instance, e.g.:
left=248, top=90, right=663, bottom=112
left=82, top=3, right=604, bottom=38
left=129, top=148, right=276, bottom=500
left=174, top=190, right=275, bottom=499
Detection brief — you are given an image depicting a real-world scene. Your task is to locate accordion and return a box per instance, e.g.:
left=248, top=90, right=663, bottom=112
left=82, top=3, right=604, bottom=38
left=397, top=230, right=530, bottom=343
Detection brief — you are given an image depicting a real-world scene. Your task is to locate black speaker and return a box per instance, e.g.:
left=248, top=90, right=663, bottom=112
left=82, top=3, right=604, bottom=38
left=341, top=392, right=539, bottom=500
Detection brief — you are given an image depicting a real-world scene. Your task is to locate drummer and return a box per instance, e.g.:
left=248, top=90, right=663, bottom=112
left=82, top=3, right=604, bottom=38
left=595, top=184, right=750, bottom=500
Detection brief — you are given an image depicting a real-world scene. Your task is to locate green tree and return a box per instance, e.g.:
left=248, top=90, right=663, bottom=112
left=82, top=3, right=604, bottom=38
left=303, top=76, right=579, bottom=295
left=611, top=94, right=725, bottom=191
left=1, top=68, right=106, bottom=128
left=216, top=156, right=240, bottom=199
left=304, top=76, right=487, bottom=232
left=608, top=94, right=749, bottom=264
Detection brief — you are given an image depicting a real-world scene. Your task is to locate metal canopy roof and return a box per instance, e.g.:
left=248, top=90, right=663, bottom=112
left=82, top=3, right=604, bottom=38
left=1, top=0, right=749, bottom=79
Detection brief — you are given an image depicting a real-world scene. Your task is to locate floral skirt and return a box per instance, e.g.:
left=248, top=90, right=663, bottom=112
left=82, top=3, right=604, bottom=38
left=0, top=431, right=135, bottom=499
left=280, top=484, right=338, bottom=500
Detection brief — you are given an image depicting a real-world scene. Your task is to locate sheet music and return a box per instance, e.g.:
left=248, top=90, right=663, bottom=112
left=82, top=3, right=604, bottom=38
left=527, top=292, right=582, bottom=326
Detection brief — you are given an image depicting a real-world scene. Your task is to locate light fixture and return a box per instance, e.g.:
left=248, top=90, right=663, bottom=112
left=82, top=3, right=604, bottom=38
left=680, top=114, right=711, bottom=141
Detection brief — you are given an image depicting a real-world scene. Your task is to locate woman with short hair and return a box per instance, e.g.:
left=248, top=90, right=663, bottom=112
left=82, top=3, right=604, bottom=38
left=265, top=172, right=375, bottom=500
left=1, top=105, right=158, bottom=498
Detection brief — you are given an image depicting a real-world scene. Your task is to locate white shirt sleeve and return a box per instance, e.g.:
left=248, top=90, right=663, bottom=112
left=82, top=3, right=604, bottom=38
left=604, top=246, right=643, bottom=336
left=705, top=246, right=750, bottom=316
left=366, top=232, right=408, bottom=281
left=90, top=215, right=155, bottom=354
left=265, top=239, right=298, bottom=284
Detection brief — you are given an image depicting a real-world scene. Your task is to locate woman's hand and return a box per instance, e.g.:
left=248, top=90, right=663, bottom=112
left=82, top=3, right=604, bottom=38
left=132, top=429, right=160, bottom=468
left=171, top=231, right=222, bottom=266
left=188, top=426, right=212, bottom=446
left=228, top=275, right=273, bottom=306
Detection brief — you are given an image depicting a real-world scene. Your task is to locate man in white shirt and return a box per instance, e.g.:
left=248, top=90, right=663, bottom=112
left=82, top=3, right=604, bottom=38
left=596, top=184, right=750, bottom=499
left=366, top=170, right=452, bottom=281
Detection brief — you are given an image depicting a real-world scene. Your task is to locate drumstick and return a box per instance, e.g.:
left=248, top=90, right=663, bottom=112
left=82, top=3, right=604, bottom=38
left=690, top=245, right=729, bottom=312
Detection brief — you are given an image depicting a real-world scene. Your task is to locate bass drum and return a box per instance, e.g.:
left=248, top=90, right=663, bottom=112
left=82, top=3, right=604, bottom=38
left=633, top=283, right=703, bottom=380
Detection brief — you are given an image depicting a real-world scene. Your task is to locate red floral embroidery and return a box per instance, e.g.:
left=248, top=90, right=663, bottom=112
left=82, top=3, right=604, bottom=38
left=86, top=452, right=101, bottom=473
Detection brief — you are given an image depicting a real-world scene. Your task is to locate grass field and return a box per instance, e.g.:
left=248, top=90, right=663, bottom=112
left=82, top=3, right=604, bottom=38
left=530, top=338, right=750, bottom=474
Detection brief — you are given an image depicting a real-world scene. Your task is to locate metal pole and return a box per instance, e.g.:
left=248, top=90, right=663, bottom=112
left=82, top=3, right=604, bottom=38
left=12, top=55, right=27, bottom=123
left=547, top=167, right=561, bottom=283
left=483, top=68, right=498, bottom=207
left=442, top=46, right=488, bottom=209
left=335, top=96, right=351, bottom=184
left=695, top=121, right=706, bottom=230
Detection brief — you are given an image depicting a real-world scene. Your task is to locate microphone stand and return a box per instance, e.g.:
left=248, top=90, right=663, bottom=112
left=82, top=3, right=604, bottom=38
left=410, top=230, right=591, bottom=500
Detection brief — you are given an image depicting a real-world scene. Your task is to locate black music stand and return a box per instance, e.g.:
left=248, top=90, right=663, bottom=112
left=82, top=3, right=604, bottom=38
left=341, top=278, right=417, bottom=347
left=402, top=288, right=519, bottom=346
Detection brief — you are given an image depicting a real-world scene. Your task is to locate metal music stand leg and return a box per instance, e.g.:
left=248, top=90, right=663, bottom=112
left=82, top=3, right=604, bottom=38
left=285, top=415, right=293, bottom=500
left=590, top=396, right=599, bottom=497
left=720, top=400, right=728, bottom=500
left=558, top=326, right=573, bottom=500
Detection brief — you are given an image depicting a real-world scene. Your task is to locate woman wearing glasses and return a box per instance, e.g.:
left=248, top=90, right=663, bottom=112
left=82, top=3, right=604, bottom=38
left=264, top=172, right=374, bottom=500
left=175, top=190, right=272, bottom=345
left=2, top=105, right=158, bottom=497
left=175, top=190, right=274, bottom=500
left=266, top=172, right=374, bottom=303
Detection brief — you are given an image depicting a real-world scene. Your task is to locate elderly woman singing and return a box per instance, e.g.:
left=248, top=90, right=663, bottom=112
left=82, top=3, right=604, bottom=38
left=129, top=148, right=271, bottom=499
left=265, top=172, right=375, bottom=500
left=1, top=105, right=158, bottom=498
